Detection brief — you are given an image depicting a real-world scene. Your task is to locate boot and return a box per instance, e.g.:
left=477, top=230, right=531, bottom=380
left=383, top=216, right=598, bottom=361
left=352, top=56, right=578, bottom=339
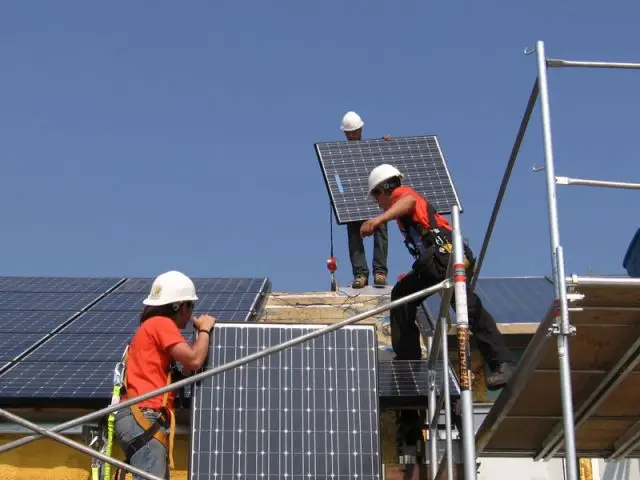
left=374, top=272, right=387, bottom=287
left=351, top=275, right=368, bottom=289
left=486, top=362, right=515, bottom=391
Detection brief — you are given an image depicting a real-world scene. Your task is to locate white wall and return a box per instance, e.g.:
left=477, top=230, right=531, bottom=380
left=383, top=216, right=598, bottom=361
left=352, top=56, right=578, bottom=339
left=596, top=458, right=640, bottom=480
left=477, top=458, right=566, bottom=480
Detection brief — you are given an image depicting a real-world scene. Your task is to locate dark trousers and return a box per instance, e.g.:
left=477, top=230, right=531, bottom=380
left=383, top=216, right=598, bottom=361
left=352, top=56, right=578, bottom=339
left=346, top=220, right=388, bottom=277
left=390, top=247, right=513, bottom=370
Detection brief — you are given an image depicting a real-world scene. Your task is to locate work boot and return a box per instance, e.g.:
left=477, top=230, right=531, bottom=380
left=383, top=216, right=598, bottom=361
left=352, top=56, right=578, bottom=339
left=351, top=275, right=368, bottom=289
left=485, top=362, right=515, bottom=391
left=374, top=272, right=387, bottom=287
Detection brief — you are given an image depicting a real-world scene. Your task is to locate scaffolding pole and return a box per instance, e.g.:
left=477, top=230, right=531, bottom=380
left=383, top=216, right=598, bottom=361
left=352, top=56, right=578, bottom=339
left=0, top=279, right=450, bottom=460
left=535, top=39, right=579, bottom=480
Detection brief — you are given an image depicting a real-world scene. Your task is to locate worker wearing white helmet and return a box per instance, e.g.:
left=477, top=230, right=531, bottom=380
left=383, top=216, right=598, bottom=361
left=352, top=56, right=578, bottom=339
left=340, top=110, right=392, bottom=288
left=361, top=165, right=515, bottom=391
left=115, top=271, right=216, bottom=479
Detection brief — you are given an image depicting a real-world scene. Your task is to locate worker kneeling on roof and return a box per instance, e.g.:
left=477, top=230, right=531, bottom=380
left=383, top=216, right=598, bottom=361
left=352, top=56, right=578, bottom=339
left=360, top=165, right=515, bottom=390
left=115, top=271, right=215, bottom=479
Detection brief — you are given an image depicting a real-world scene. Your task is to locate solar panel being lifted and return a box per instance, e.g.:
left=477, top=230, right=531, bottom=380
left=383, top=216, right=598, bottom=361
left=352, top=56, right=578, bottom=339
left=315, top=135, right=462, bottom=224
left=190, top=323, right=381, bottom=480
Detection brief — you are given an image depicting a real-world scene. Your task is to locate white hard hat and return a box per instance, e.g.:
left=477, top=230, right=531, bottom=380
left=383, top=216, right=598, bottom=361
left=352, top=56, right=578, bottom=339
left=340, top=111, right=364, bottom=132
left=367, top=164, right=404, bottom=198
left=142, top=270, right=199, bottom=306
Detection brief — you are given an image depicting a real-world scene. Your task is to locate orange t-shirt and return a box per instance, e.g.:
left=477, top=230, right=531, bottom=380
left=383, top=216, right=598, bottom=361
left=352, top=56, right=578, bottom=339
left=124, top=315, right=187, bottom=410
left=390, top=185, right=452, bottom=233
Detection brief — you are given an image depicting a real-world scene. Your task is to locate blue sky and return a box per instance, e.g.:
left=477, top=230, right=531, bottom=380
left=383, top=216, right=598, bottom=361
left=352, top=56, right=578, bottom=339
left=1, top=1, right=639, bottom=292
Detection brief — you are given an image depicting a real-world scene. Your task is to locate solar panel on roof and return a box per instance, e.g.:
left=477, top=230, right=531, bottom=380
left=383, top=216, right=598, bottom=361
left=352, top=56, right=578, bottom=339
left=0, top=333, right=47, bottom=362
left=25, top=334, right=131, bottom=362
left=315, top=135, right=462, bottom=224
left=190, top=323, right=381, bottom=480
left=92, top=292, right=261, bottom=314
left=0, top=292, right=104, bottom=311
left=0, top=311, right=79, bottom=333
left=0, top=277, right=122, bottom=293
left=116, top=277, right=270, bottom=294
left=0, top=361, right=113, bottom=399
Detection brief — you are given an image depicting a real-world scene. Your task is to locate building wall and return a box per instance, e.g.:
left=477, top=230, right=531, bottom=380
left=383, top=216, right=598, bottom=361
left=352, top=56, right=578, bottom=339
left=0, top=434, right=191, bottom=480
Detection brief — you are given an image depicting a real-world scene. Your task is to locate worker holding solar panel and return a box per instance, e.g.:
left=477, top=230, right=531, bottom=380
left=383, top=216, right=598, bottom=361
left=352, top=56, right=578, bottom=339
left=360, top=165, right=515, bottom=390
left=340, top=110, right=392, bottom=288
left=113, top=271, right=215, bottom=480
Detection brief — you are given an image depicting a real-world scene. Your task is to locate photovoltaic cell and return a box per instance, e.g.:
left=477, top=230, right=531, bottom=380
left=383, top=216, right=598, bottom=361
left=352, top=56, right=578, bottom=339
left=315, top=135, right=461, bottom=224
left=91, top=292, right=261, bottom=313
left=0, top=361, right=113, bottom=399
left=424, top=277, right=553, bottom=325
left=190, top=324, right=381, bottom=480
left=0, top=311, right=78, bottom=333
left=377, top=360, right=460, bottom=400
left=0, top=333, right=47, bottom=361
left=0, top=277, right=122, bottom=293
left=116, top=277, right=270, bottom=294
left=25, top=334, right=131, bottom=362
left=0, top=292, right=103, bottom=311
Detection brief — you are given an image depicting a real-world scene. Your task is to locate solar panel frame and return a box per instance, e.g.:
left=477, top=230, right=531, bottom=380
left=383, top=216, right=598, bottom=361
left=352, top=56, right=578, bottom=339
left=0, top=277, right=123, bottom=293
left=315, top=135, right=462, bottom=225
left=189, top=323, right=381, bottom=480
left=0, top=361, right=114, bottom=400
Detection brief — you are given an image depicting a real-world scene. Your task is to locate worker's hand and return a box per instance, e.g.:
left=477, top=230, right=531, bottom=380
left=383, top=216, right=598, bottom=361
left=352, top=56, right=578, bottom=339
left=193, top=314, right=216, bottom=332
left=360, top=218, right=379, bottom=237
left=383, top=134, right=392, bottom=141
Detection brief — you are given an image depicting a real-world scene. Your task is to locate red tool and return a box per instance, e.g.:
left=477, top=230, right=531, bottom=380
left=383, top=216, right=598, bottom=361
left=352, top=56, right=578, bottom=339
left=327, top=256, right=338, bottom=291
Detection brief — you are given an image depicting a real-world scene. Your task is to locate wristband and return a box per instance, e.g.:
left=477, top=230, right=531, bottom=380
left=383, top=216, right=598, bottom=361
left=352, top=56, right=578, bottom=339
left=198, top=329, right=211, bottom=335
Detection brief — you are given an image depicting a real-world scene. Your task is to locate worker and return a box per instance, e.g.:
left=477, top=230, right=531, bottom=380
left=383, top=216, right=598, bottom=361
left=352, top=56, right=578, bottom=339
left=360, top=164, right=515, bottom=390
left=114, top=270, right=216, bottom=480
left=340, top=110, right=391, bottom=288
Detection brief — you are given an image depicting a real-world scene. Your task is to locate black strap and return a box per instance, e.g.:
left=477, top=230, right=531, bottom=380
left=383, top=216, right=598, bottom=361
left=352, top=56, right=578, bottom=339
left=124, top=420, right=162, bottom=462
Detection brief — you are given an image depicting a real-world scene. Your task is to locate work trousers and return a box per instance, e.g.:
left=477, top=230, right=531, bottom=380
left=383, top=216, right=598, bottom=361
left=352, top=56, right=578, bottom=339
left=346, top=220, right=388, bottom=277
left=115, top=408, right=170, bottom=480
left=390, top=246, right=513, bottom=370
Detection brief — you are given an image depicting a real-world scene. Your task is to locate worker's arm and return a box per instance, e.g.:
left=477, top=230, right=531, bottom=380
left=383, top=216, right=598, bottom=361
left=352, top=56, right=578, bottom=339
left=168, top=314, right=216, bottom=372
left=361, top=195, right=416, bottom=237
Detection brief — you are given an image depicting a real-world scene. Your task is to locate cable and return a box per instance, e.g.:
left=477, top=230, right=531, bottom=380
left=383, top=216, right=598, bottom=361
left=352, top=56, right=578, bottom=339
left=329, top=201, right=334, bottom=258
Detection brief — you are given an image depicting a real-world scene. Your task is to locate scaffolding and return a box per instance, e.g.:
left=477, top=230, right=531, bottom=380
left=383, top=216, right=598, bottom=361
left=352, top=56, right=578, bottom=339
left=1, top=39, right=640, bottom=480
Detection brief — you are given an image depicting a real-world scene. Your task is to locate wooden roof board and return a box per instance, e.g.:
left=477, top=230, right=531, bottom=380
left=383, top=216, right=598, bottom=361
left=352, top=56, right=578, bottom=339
left=475, top=278, right=640, bottom=459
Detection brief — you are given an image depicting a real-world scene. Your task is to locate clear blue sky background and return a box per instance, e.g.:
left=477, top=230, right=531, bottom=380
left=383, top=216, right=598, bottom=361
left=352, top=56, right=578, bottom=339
left=1, top=1, right=639, bottom=292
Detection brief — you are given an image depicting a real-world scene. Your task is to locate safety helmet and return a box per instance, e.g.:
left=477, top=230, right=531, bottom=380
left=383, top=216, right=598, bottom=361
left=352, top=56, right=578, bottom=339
left=142, top=270, right=199, bottom=306
left=367, top=164, right=404, bottom=198
left=340, top=111, right=364, bottom=132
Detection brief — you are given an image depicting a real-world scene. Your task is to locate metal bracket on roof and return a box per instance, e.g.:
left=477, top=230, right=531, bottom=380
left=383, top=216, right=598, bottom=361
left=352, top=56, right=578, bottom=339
left=547, top=323, right=577, bottom=337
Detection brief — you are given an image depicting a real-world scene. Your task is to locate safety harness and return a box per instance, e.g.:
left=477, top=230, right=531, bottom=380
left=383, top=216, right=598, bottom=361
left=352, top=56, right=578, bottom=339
left=400, top=200, right=472, bottom=270
left=113, top=346, right=177, bottom=480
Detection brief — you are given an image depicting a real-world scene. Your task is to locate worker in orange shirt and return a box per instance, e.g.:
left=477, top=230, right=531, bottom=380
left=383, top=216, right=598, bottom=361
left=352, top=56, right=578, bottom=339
left=115, top=271, right=215, bottom=479
left=360, top=164, right=514, bottom=390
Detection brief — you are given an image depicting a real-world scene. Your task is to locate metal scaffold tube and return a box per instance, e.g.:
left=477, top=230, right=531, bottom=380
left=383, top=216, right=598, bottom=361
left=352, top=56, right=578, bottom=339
left=0, top=279, right=450, bottom=456
left=426, top=335, right=438, bottom=480
left=451, top=205, right=477, bottom=480
left=0, top=408, right=163, bottom=480
left=536, top=40, right=579, bottom=480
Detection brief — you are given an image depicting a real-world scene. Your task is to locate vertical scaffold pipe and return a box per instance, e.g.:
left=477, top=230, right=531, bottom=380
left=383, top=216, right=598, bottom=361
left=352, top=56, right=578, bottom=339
left=535, top=39, right=579, bottom=480
left=427, top=335, right=438, bottom=479
left=451, top=205, right=477, bottom=480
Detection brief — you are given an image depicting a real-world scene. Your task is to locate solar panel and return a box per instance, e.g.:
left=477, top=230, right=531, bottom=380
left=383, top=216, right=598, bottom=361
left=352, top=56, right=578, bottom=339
left=64, top=309, right=256, bottom=334
left=92, top=292, right=262, bottom=313
left=0, top=311, right=79, bottom=333
left=190, top=324, right=381, bottom=480
left=25, top=334, right=131, bottom=362
left=377, top=360, right=460, bottom=400
left=424, top=277, right=553, bottom=325
left=0, top=277, right=122, bottom=293
left=0, top=292, right=104, bottom=311
left=116, top=277, right=270, bottom=294
left=315, top=135, right=461, bottom=224
left=0, top=361, right=113, bottom=399
left=0, top=333, right=47, bottom=361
